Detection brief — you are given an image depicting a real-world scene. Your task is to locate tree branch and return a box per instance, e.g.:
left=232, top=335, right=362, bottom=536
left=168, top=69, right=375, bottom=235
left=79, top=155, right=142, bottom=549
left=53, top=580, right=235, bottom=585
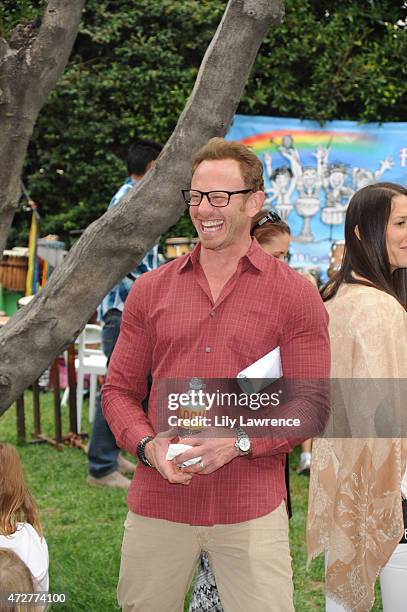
left=27, top=0, right=85, bottom=103
left=0, top=0, right=84, bottom=258
left=0, top=37, right=10, bottom=63
left=0, top=0, right=285, bottom=412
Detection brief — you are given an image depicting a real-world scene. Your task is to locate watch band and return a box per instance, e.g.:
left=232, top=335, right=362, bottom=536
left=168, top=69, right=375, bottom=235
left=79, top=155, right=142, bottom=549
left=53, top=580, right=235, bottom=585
left=235, top=427, right=251, bottom=455
left=136, top=436, right=154, bottom=467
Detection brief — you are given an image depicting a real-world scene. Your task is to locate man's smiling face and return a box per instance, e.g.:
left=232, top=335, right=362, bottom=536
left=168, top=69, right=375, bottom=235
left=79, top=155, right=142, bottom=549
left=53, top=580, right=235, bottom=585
left=189, top=159, right=256, bottom=253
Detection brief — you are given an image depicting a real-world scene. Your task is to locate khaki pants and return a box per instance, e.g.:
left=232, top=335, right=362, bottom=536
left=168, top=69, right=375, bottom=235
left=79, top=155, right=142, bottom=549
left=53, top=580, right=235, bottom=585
left=118, top=501, right=294, bottom=612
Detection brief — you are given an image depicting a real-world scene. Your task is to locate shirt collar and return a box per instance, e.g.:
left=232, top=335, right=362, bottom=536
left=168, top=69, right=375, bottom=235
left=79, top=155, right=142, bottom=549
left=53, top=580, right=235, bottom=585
left=243, top=238, right=268, bottom=272
left=178, top=237, right=269, bottom=274
left=178, top=243, right=201, bottom=273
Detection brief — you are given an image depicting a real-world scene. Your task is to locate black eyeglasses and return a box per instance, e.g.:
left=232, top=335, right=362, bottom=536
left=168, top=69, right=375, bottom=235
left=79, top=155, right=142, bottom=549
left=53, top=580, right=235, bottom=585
left=182, top=189, right=254, bottom=208
left=250, top=211, right=282, bottom=234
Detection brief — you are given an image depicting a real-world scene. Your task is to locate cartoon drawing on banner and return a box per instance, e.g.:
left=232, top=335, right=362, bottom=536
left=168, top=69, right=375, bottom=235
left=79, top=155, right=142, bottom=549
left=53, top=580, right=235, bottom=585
left=227, top=115, right=406, bottom=280
left=263, top=150, right=295, bottom=220
left=352, top=157, right=394, bottom=191
left=282, top=138, right=324, bottom=242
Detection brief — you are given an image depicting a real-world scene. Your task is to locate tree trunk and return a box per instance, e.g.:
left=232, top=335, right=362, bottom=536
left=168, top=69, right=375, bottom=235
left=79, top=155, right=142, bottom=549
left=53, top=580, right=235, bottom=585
left=0, top=0, right=284, bottom=412
left=0, top=0, right=85, bottom=256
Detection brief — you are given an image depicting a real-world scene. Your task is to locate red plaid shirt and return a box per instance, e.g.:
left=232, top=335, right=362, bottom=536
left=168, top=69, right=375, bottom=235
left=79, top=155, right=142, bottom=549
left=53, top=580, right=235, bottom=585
left=103, top=239, right=330, bottom=525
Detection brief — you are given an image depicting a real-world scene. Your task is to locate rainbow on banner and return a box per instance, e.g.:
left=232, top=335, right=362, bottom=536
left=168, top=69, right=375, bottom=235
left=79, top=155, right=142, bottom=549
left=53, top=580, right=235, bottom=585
left=240, top=129, right=379, bottom=157
left=25, top=210, right=40, bottom=296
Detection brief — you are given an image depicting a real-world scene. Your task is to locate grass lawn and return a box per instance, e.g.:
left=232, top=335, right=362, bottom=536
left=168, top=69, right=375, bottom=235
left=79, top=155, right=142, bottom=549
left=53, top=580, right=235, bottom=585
left=0, top=391, right=382, bottom=611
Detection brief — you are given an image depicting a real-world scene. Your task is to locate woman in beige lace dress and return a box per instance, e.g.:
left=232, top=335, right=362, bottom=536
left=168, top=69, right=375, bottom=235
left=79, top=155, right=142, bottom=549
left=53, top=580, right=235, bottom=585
left=307, top=182, right=407, bottom=611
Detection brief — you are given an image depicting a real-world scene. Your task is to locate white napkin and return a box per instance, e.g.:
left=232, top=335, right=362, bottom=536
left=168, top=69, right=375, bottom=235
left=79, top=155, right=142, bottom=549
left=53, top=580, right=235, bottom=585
left=166, top=443, right=202, bottom=467
left=237, top=346, right=283, bottom=395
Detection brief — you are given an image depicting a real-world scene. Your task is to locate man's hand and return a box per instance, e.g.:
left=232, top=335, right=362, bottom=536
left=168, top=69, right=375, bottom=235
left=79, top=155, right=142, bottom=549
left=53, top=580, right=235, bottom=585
left=144, top=430, right=193, bottom=485
left=176, top=428, right=240, bottom=475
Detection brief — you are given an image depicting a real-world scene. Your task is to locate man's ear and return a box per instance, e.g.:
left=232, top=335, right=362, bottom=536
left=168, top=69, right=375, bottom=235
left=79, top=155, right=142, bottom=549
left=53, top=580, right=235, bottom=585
left=354, top=225, right=361, bottom=240
left=247, top=191, right=265, bottom=218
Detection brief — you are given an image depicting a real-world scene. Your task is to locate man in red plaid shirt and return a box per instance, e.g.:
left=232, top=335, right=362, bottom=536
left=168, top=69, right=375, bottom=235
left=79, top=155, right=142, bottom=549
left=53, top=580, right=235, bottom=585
left=103, top=138, right=330, bottom=611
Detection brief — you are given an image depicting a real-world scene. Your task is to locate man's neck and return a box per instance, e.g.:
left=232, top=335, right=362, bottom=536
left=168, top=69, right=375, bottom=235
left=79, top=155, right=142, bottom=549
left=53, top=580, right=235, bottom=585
left=199, top=236, right=252, bottom=272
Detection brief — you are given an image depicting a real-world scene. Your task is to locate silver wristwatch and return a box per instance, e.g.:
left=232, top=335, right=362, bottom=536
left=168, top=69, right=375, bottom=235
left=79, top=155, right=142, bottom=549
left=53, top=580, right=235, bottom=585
left=234, top=427, right=251, bottom=455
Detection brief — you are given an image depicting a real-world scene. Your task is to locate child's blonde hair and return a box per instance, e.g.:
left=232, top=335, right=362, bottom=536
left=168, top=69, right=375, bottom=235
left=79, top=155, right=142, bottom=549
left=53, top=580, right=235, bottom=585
left=0, top=444, right=42, bottom=537
left=0, top=548, right=38, bottom=612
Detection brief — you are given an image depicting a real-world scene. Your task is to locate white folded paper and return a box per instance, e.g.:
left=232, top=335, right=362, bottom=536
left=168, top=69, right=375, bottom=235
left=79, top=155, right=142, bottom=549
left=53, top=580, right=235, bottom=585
left=166, top=443, right=202, bottom=467
left=237, top=346, right=283, bottom=396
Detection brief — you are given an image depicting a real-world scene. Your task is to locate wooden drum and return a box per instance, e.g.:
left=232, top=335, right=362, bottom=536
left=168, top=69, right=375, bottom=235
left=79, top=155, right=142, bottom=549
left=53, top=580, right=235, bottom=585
left=0, top=250, right=28, bottom=292
left=165, top=237, right=198, bottom=259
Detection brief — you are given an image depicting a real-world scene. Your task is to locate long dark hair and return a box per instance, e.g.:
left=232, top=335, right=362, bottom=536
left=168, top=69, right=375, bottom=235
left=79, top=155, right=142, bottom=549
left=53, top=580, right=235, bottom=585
left=322, top=182, right=407, bottom=309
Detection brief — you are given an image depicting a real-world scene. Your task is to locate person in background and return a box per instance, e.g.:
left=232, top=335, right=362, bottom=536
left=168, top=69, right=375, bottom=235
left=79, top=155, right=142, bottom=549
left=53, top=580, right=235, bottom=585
left=0, top=549, right=39, bottom=612
left=87, top=138, right=162, bottom=488
left=307, top=182, right=407, bottom=611
left=251, top=208, right=290, bottom=261
left=250, top=209, right=313, bottom=475
left=0, top=444, right=49, bottom=593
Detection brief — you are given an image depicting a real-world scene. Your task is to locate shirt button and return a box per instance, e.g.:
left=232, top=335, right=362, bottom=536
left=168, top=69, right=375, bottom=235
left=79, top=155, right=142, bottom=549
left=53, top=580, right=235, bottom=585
left=210, top=311, right=216, bottom=317
left=205, top=346, right=211, bottom=353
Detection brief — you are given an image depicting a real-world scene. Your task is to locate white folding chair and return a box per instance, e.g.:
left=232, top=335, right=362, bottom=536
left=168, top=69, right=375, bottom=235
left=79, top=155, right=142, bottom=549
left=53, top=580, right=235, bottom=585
left=62, top=324, right=107, bottom=432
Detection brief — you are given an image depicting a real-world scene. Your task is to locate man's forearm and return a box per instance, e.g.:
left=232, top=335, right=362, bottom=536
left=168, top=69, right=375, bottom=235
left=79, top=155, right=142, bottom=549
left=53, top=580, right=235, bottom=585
left=249, top=380, right=330, bottom=459
left=102, top=384, right=155, bottom=456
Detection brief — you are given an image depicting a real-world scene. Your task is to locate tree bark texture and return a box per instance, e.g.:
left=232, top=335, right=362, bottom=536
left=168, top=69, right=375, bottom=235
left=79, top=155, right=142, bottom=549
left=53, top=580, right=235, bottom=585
left=0, top=0, right=85, bottom=256
left=0, top=0, right=284, bottom=412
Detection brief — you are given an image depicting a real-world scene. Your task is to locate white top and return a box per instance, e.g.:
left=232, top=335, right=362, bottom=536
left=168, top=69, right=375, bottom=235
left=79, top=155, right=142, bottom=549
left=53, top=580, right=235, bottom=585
left=0, top=522, right=49, bottom=591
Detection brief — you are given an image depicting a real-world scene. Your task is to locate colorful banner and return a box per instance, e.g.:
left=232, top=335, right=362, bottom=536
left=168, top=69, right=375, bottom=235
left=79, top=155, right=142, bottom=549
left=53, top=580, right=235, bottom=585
left=25, top=209, right=40, bottom=296
left=227, top=115, right=407, bottom=279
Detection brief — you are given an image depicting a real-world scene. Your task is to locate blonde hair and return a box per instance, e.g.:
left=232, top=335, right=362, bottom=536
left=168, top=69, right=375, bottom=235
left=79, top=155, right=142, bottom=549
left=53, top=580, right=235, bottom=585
left=0, top=549, right=37, bottom=612
left=192, top=137, right=265, bottom=191
left=0, top=444, right=42, bottom=537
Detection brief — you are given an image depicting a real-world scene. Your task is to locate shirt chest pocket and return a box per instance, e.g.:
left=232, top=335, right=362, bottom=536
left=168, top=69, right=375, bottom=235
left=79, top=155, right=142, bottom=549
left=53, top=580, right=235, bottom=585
left=225, top=314, right=280, bottom=370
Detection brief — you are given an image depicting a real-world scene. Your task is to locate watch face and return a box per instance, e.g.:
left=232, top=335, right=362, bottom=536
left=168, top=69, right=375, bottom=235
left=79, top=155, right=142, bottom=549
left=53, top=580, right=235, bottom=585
left=239, top=437, right=251, bottom=452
